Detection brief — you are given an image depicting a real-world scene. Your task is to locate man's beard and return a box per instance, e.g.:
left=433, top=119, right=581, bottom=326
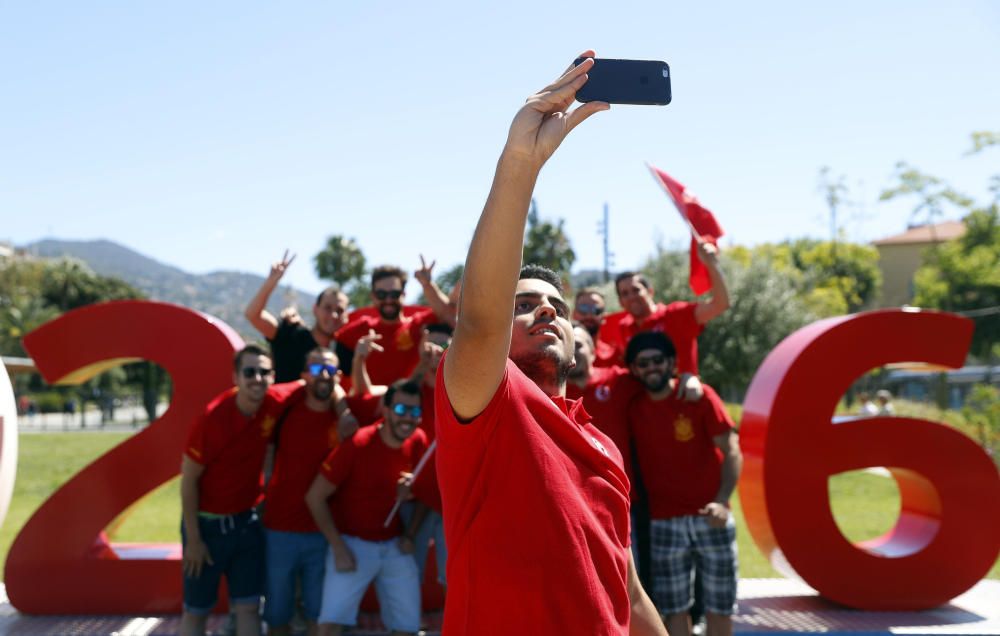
left=379, top=303, right=401, bottom=321
left=641, top=372, right=670, bottom=393
left=310, top=380, right=333, bottom=401
left=511, top=348, right=574, bottom=389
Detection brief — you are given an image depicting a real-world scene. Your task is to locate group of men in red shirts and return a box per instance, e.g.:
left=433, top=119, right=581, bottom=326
left=180, top=52, right=744, bottom=636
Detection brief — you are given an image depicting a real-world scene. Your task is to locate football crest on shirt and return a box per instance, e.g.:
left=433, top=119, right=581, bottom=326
left=260, top=415, right=276, bottom=439
left=396, top=328, right=415, bottom=350
left=673, top=415, right=694, bottom=442
left=595, top=385, right=611, bottom=402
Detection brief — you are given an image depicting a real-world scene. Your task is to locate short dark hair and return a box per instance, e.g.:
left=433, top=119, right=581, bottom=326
left=315, top=286, right=345, bottom=307
left=383, top=379, right=422, bottom=407
left=426, top=323, right=454, bottom=337
left=234, top=343, right=270, bottom=372
left=519, top=264, right=564, bottom=295
left=304, top=346, right=337, bottom=370
left=371, top=265, right=408, bottom=290
left=624, top=332, right=676, bottom=366
left=614, top=271, right=651, bottom=292
left=574, top=287, right=605, bottom=303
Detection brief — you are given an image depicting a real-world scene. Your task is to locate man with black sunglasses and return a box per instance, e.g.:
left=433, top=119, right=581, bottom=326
left=625, top=332, right=742, bottom=636
left=260, top=347, right=356, bottom=636
left=335, top=264, right=450, bottom=387
left=573, top=287, right=620, bottom=368
left=305, top=380, right=428, bottom=636
left=180, top=344, right=304, bottom=636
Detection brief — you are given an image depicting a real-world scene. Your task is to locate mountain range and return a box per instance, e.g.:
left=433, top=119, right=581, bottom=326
left=24, top=239, right=315, bottom=341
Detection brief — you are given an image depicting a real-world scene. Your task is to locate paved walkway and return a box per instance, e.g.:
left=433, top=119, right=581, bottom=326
left=0, top=579, right=996, bottom=635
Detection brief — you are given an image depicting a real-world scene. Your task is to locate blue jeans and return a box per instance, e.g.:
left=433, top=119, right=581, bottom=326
left=263, top=529, right=327, bottom=626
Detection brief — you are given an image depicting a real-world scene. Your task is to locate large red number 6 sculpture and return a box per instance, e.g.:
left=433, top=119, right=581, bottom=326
left=740, top=309, right=1000, bottom=610
left=5, top=300, right=243, bottom=614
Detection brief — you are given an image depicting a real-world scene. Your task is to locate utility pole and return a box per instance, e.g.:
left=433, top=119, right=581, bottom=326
left=597, top=202, right=614, bottom=283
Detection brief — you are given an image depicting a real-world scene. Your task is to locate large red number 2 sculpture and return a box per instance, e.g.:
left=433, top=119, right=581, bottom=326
left=5, top=300, right=243, bottom=614
left=740, top=309, right=1000, bottom=610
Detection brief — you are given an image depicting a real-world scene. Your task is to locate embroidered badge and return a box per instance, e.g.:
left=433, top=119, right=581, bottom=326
left=260, top=415, right=276, bottom=439
left=674, top=415, right=694, bottom=442
left=595, top=385, right=611, bottom=402
left=397, top=328, right=414, bottom=350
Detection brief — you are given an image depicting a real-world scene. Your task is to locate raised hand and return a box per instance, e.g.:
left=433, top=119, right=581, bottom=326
left=415, top=254, right=436, bottom=288
left=355, top=329, right=384, bottom=361
left=267, top=249, right=296, bottom=282
left=696, top=240, right=719, bottom=266
left=504, top=50, right=610, bottom=167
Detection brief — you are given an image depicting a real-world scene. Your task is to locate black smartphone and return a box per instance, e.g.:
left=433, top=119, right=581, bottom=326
left=574, top=58, right=671, bottom=105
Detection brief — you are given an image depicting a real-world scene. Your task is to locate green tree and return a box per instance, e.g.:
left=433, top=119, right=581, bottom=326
left=523, top=199, right=575, bottom=276
left=883, top=130, right=1000, bottom=362
left=314, top=235, right=368, bottom=308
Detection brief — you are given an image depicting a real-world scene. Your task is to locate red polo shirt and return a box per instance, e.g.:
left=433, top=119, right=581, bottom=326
left=263, top=402, right=341, bottom=532
left=335, top=307, right=438, bottom=385
left=599, top=301, right=702, bottom=374
left=320, top=423, right=429, bottom=542
left=436, top=356, right=632, bottom=635
left=628, top=385, right=734, bottom=519
left=566, top=365, right=643, bottom=483
left=185, top=382, right=302, bottom=515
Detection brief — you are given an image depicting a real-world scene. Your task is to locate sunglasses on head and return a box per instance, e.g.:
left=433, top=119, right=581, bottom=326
left=374, top=290, right=403, bottom=300
left=575, top=303, right=604, bottom=316
left=308, top=363, right=338, bottom=377
left=634, top=354, right=667, bottom=369
left=241, top=367, right=275, bottom=379
left=391, top=403, right=422, bottom=418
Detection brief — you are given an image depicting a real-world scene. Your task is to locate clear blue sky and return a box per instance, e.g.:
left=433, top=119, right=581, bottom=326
left=3, top=2, right=998, bottom=296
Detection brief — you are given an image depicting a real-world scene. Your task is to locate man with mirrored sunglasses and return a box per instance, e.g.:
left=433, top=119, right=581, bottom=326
left=305, top=379, right=429, bottom=636
left=180, top=344, right=304, bottom=636
left=261, top=347, right=358, bottom=636
left=625, top=332, right=742, bottom=636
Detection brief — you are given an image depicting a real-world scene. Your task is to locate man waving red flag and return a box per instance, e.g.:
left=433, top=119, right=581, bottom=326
left=648, top=165, right=724, bottom=295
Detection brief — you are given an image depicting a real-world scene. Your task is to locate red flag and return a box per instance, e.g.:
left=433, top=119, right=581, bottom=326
left=647, top=164, right=724, bottom=295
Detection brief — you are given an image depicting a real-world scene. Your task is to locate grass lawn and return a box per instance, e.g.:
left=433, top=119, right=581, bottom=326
left=2, top=431, right=998, bottom=582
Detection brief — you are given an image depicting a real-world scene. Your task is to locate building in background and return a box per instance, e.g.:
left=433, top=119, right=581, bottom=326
left=873, top=220, right=966, bottom=308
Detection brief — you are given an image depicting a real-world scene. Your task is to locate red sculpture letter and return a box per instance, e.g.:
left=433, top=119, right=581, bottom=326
left=740, top=309, right=1000, bottom=610
left=5, top=301, right=243, bottom=614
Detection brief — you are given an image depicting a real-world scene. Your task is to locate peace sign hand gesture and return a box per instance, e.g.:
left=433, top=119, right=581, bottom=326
left=267, top=250, right=296, bottom=282
left=415, top=254, right=436, bottom=288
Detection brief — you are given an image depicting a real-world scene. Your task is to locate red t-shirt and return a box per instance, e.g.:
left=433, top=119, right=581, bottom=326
left=628, top=385, right=734, bottom=519
left=335, top=307, right=438, bottom=385
left=566, top=366, right=642, bottom=483
left=264, top=402, right=341, bottom=532
left=599, top=301, right=702, bottom=375
left=347, top=304, right=428, bottom=322
left=320, top=423, right=429, bottom=542
left=436, top=356, right=632, bottom=635
left=593, top=337, right=620, bottom=368
left=346, top=393, right=383, bottom=426
left=185, top=382, right=302, bottom=515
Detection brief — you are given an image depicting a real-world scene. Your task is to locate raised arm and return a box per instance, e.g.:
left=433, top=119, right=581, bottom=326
left=414, top=255, right=456, bottom=326
left=245, top=250, right=296, bottom=340
left=349, top=329, right=383, bottom=397
left=444, top=51, right=608, bottom=420
left=693, top=242, right=729, bottom=325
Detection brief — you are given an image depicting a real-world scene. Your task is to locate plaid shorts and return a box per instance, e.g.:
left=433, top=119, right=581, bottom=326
left=650, top=515, right=738, bottom=616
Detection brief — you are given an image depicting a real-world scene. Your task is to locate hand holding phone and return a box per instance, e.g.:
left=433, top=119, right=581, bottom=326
left=575, top=57, right=672, bottom=106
